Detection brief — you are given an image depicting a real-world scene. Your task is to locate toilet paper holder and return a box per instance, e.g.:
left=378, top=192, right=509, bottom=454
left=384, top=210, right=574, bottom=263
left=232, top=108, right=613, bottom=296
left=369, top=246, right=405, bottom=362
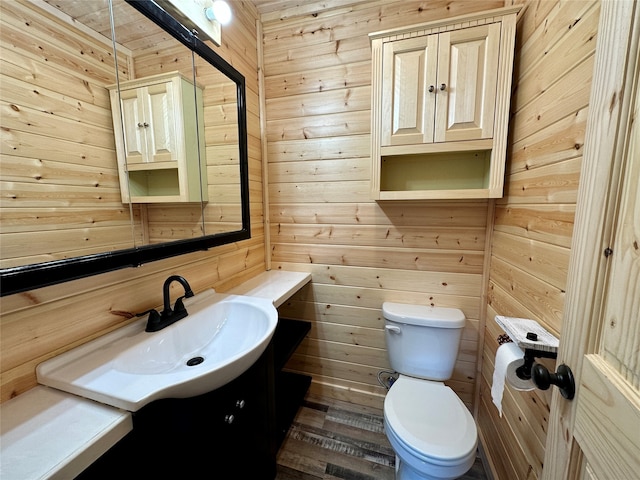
left=495, top=316, right=575, bottom=400
left=518, top=348, right=575, bottom=399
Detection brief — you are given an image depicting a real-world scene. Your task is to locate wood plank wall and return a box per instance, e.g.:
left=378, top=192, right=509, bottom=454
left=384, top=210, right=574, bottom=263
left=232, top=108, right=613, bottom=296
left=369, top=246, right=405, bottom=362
left=477, top=1, right=599, bottom=479
left=0, top=0, right=265, bottom=402
left=258, top=0, right=503, bottom=410
left=0, top=0, right=141, bottom=267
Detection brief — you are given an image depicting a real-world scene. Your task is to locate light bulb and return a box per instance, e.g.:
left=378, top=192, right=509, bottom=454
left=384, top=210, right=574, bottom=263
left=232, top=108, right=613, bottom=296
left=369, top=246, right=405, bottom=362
left=204, top=1, right=231, bottom=25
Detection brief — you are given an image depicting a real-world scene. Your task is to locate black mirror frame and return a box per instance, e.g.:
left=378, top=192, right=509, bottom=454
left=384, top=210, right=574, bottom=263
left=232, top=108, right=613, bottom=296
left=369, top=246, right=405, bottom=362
left=0, top=0, right=251, bottom=297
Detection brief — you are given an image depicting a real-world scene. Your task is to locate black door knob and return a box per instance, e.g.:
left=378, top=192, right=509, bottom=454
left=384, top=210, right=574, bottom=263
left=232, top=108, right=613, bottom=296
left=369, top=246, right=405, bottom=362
left=531, top=363, right=575, bottom=400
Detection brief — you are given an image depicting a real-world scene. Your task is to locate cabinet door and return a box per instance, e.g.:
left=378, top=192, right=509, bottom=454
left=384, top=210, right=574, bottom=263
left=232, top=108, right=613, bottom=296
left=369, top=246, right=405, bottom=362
left=119, top=82, right=179, bottom=165
left=119, top=88, right=147, bottom=165
left=435, top=23, right=500, bottom=143
left=143, top=82, right=179, bottom=163
left=381, top=34, right=438, bottom=147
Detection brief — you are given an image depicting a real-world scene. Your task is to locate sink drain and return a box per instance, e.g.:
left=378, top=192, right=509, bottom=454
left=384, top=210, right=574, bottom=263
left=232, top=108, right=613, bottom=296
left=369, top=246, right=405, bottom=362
left=186, top=356, right=204, bottom=366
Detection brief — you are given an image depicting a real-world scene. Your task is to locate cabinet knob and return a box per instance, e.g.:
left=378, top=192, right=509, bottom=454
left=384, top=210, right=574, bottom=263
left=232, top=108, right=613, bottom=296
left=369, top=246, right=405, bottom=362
left=235, top=399, right=245, bottom=409
left=137, top=122, right=149, bottom=128
left=428, top=85, right=435, bottom=93
left=440, top=83, right=446, bottom=91
left=137, top=122, right=144, bottom=128
left=224, top=414, right=235, bottom=424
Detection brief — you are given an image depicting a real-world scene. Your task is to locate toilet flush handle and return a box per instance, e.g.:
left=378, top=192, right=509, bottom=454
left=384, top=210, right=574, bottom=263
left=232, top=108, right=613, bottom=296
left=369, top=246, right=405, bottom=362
left=385, top=325, right=402, bottom=334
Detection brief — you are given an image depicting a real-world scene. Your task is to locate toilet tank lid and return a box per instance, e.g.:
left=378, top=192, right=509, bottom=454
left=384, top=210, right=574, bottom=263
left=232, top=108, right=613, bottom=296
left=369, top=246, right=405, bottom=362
left=382, top=302, right=465, bottom=328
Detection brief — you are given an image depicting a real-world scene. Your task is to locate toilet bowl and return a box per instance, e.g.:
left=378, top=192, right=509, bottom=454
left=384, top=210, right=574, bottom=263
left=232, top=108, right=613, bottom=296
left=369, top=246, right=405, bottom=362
left=381, top=302, right=478, bottom=479
left=384, top=375, right=477, bottom=480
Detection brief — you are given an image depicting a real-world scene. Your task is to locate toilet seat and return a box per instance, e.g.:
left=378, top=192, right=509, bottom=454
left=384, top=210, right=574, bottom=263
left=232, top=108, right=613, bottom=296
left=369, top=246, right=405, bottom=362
left=384, top=375, right=477, bottom=466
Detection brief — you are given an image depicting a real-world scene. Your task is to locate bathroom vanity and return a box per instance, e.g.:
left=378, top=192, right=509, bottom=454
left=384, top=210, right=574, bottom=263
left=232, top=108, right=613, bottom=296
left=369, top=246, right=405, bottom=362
left=0, top=271, right=312, bottom=479
left=75, top=316, right=311, bottom=479
left=74, top=271, right=312, bottom=479
left=78, top=319, right=311, bottom=480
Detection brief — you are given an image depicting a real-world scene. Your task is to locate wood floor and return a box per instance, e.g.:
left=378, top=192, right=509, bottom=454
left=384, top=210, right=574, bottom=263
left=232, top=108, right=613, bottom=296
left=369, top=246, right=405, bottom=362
left=275, top=394, right=489, bottom=480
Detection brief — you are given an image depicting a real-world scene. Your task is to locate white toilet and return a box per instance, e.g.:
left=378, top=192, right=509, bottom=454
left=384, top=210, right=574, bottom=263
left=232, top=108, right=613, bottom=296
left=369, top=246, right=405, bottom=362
left=382, top=302, right=478, bottom=480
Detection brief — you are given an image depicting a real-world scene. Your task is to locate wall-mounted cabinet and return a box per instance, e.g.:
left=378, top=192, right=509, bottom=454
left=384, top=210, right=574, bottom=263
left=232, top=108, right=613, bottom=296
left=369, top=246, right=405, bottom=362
left=370, top=6, right=520, bottom=200
left=108, top=72, right=208, bottom=203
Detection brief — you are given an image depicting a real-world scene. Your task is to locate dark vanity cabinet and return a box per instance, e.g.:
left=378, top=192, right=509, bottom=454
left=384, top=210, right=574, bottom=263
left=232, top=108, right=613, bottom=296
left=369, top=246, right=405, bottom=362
left=126, top=347, right=276, bottom=478
left=273, top=318, right=312, bottom=447
left=77, top=318, right=310, bottom=479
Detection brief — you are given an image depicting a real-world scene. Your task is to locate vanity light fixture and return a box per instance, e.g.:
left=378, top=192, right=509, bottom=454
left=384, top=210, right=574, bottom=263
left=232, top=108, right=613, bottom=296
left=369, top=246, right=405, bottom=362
left=155, top=0, right=231, bottom=46
left=204, top=1, right=232, bottom=25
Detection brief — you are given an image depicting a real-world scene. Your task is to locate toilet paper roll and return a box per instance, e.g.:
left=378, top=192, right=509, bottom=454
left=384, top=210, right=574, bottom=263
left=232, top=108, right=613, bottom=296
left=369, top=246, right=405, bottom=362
left=491, top=342, right=534, bottom=417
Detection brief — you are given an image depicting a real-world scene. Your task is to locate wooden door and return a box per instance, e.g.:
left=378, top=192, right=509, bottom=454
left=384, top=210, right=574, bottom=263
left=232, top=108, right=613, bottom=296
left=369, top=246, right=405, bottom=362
left=435, top=23, right=500, bottom=143
left=543, top=2, right=640, bottom=479
left=143, top=81, right=178, bottom=163
left=573, top=67, right=640, bottom=479
left=119, top=88, right=147, bottom=165
left=381, top=34, right=438, bottom=147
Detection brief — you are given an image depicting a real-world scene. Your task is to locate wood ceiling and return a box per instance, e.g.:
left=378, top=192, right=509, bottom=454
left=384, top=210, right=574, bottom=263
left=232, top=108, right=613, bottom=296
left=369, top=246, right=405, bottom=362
left=40, top=0, right=381, bottom=54
left=43, top=0, right=376, bottom=43
left=42, top=0, right=176, bottom=52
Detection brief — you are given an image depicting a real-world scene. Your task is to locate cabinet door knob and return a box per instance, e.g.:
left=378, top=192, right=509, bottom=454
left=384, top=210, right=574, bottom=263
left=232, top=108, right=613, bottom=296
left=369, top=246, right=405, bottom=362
left=224, top=414, right=235, bottom=424
left=440, top=83, right=446, bottom=91
left=428, top=85, right=435, bottom=93
left=235, top=399, right=245, bottom=409
left=137, top=122, right=144, bottom=128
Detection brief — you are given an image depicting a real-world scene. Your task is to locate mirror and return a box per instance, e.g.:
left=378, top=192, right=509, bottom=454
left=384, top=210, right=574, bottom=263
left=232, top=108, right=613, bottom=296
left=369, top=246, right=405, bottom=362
left=0, top=0, right=250, bottom=296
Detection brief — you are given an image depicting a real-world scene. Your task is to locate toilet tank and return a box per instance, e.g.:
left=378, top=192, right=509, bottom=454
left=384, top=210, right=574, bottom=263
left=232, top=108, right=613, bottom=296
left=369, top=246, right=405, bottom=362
left=382, top=302, right=465, bottom=381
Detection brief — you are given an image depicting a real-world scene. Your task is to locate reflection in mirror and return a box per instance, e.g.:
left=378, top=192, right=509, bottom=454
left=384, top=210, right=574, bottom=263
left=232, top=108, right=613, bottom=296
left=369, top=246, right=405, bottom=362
left=109, top=4, right=208, bottom=244
left=197, top=53, right=244, bottom=237
left=0, top=0, right=249, bottom=296
left=109, top=3, right=243, bottom=243
left=0, top=0, right=135, bottom=268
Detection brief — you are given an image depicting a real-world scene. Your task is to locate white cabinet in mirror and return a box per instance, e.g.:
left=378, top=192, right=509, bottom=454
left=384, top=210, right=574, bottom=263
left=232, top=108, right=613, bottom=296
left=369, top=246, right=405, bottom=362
left=108, top=72, right=208, bottom=203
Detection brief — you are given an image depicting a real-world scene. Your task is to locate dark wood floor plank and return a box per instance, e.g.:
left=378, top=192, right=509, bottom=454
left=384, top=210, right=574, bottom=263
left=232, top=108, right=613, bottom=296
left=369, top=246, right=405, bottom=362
left=277, top=436, right=330, bottom=477
left=289, top=422, right=395, bottom=467
left=295, top=404, right=330, bottom=429
left=276, top=464, right=323, bottom=480
left=325, top=462, right=390, bottom=480
left=325, top=407, right=385, bottom=434
left=322, top=418, right=392, bottom=452
left=324, top=451, right=395, bottom=480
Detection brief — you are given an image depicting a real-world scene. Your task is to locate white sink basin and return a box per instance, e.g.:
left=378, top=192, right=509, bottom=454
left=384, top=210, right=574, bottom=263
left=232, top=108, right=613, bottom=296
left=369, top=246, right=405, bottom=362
left=37, top=290, right=278, bottom=411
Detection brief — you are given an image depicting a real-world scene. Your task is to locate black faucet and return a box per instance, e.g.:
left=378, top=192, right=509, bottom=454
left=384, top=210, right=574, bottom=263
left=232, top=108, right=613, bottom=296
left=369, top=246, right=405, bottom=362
left=145, top=275, right=195, bottom=332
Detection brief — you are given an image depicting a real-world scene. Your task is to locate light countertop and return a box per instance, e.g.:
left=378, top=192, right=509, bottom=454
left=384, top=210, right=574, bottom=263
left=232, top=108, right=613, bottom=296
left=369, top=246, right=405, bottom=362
left=225, top=270, right=311, bottom=307
left=0, top=386, right=132, bottom=480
